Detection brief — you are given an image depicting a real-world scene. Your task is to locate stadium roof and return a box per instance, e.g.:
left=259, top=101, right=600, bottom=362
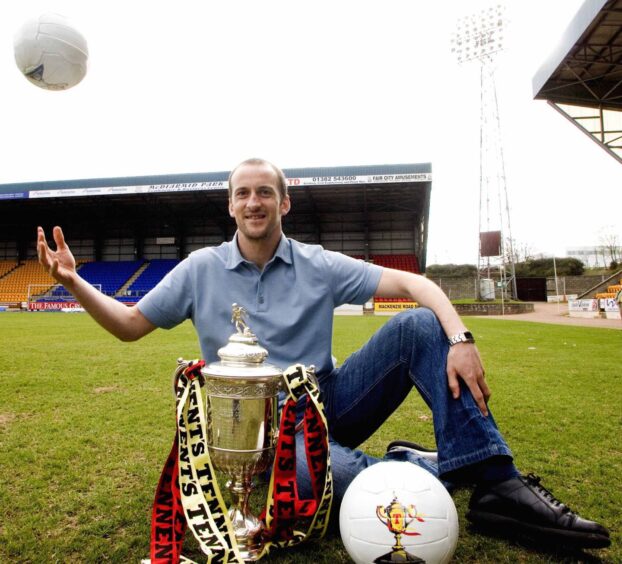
left=0, top=162, right=433, bottom=271
left=532, top=0, right=622, bottom=163
left=0, top=163, right=431, bottom=199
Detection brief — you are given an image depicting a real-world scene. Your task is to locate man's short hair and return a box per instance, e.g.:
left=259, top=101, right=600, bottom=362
left=228, top=158, right=289, bottom=202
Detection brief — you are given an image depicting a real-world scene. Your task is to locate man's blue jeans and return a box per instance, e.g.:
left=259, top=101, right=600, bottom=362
left=295, top=307, right=513, bottom=502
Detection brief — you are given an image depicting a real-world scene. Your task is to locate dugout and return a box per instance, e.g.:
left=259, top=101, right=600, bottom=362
left=0, top=162, right=431, bottom=272
left=516, top=277, right=548, bottom=302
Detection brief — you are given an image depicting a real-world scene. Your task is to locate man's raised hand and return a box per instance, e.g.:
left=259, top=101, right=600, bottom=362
left=37, top=226, right=77, bottom=287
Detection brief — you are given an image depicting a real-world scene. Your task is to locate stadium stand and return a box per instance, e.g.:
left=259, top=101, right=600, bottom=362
left=114, top=259, right=179, bottom=303
left=369, top=254, right=420, bottom=273
left=42, top=260, right=147, bottom=304
left=0, top=253, right=425, bottom=307
left=125, top=259, right=179, bottom=297
left=0, top=259, right=179, bottom=307
left=0, top=259, right=57, bottom=304
left=77, top=260, right=145, bottom=296
left=0, top=260, right=18, bottom=278
left=35, top=259, right=179, bottom=305
left=364, top=254, right=421, bottom=303
left=350, top=254, right=420, bottom=274
left=595, top=279, right=622, bottom=300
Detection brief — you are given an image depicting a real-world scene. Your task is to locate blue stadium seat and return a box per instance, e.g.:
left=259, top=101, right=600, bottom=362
left=125, top=259, right=179, bottom=298
left=77, top=260, right=145, bottom=296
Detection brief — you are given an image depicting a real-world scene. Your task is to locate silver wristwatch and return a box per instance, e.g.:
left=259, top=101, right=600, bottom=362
left=447, top=331, right=475, bottom=346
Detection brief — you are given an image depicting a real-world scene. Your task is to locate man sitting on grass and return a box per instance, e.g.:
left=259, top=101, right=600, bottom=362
left=37, top=157, right=610, bottom=551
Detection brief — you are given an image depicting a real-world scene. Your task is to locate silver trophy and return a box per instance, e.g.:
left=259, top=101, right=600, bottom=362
left=201, top=304, right=283, bottom=561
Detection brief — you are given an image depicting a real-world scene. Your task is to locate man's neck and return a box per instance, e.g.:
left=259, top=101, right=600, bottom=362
left=236, top=232, right=282, bottom=270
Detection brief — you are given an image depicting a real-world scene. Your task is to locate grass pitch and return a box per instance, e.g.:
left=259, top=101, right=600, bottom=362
left=0, top=312, right=619, bottom=563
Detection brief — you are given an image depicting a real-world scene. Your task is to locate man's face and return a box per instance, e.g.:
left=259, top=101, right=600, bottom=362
left=228, top=162, right=290, bottom=242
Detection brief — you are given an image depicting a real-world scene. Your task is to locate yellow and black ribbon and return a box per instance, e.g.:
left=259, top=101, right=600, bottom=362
left=149, top=360, right=333, bottom=563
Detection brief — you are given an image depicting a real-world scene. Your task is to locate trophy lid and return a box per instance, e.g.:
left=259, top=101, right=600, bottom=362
left=203, top=304, right=282, bottom=379
left=217, top=328, right=268, bottom=365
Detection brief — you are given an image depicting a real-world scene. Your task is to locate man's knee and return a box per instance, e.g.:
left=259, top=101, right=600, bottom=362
left=395, top=307, right=443, bottom=334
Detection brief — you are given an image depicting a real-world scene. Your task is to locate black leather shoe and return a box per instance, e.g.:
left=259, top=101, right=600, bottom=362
left=466, top=473, right=610, bottom=549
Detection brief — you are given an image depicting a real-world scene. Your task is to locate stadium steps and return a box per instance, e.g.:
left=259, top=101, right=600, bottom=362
left=578, top=269, right=622, bottom=299
left=595, top=279, right=622, bottom=299
left=78, top=260, right=145, bottom=296
left=0, top=260, right=20, bottom=280
left=121, top=259, right=179, bottom=301
left=115, top=262, right=150, bottom=297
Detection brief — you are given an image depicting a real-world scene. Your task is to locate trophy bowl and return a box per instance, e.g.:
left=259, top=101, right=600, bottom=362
left=201, top=305, right=282, bottom=561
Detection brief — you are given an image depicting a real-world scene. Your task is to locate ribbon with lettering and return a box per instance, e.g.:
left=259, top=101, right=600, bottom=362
left=149, top=359, right=332, bottom=562
left=259, top=364, right=333, bottom=553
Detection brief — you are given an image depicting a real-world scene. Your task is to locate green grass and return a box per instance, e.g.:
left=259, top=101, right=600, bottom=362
left=0, top=313, right=619, bottom=563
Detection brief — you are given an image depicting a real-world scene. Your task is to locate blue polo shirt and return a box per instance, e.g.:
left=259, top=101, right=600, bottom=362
left=137, top=234, right=383, bottom=374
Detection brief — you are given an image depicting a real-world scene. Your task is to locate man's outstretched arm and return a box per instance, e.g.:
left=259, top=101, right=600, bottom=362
left=37, top=226, right=156, bottom=341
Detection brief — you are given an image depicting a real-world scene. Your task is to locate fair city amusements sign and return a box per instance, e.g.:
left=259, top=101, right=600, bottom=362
left=25, top=173, right=432, bottom=199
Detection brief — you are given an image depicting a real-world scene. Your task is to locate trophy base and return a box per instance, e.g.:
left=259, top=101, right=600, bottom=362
left=229, top=508, right=264, bottom=562
left=374, top=548, right=426, bottom=563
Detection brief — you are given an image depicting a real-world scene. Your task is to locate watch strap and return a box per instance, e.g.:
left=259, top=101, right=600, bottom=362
left=447, top=331, right=475, bottom=346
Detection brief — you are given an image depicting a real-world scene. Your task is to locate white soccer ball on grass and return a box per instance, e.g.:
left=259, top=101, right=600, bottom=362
left=339, top=461, right=459, bottom=564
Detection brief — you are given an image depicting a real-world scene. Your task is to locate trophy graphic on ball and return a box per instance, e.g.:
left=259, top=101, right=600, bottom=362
left=375, top=495, right=426, bottom=563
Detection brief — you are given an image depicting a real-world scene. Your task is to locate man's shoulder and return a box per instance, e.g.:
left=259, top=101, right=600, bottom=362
left=185, top=241, right=230, bottom=265
left=286, top=238, right=373, bottom=271
left=288, top=237, right=324, bottom=254
left=287, top=238, right=337, bottom=263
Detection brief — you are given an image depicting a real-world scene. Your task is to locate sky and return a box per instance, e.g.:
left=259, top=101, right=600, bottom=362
left=0, top=0, right=620, bottom=265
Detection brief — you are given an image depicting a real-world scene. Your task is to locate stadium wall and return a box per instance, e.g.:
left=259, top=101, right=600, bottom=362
left=428, top=275, right=611, bottom=301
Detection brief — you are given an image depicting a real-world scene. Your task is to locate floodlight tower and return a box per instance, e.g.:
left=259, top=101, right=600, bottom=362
left=451, top=4, right=518, bottom=301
